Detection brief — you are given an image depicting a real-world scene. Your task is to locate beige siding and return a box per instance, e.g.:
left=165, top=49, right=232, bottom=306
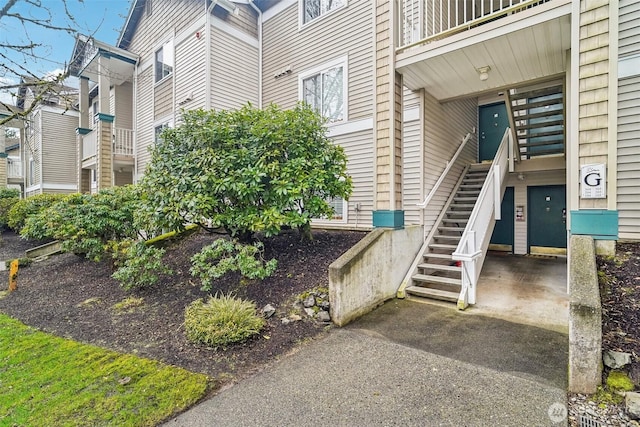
left=41, top=110, right=78, bottom=188
left=25, top=111, right=42, bottom=188
left=136, top=66, right=155, bottom=176
left=422, top=94, right=478, bottom=233
left=212, top=4, right=258, bottom=38
left=262, top=1, right=373, bottom=120
left=154, top=77, right=174, bottom=118
left=619, top=0, right=640, bottom=56
left=617, top=75, right=640, bottom=239
left=211, top=25, right=259, bottom=110
left=114, top=170, right=133, bottom=186
left=175, top=26, right=206, bottom=112
left=403, top=119, right=422, bottom=225
left=505, top=171, right=566, bottom=254
left=335, top=128, right=374, bottom=229
left=115, top=82, right=134, bottom=130
left=125, top=0, right=204, bottom=61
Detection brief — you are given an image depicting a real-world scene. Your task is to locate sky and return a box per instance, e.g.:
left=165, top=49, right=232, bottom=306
left=1, top=0, right=133, bottom=105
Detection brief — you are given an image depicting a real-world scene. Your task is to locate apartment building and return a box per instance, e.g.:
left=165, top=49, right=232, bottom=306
left=60, top=0, right=639, bottom=307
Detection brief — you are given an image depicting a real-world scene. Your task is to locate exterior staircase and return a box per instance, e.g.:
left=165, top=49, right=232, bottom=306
left=506, top=84, right=565, bottom=160
left=405, top=163, right=491, bottom=303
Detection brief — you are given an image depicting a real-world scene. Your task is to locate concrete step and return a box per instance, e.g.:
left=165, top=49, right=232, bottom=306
left=405, top=286, right=460, bottom=303
left=412, top=274, right=462, bottom=286
left=418, top=263, right=462, bottom=273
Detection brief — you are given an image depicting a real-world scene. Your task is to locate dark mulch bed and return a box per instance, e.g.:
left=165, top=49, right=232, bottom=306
left=0, top=229, right=365, bottom=389
left=599, top=242, right=640, bottom=381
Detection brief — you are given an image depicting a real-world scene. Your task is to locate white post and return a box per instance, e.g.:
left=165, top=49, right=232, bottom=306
left=467, top=231, right=477, bottom=304
left=493, top=165, right=501, bottom=220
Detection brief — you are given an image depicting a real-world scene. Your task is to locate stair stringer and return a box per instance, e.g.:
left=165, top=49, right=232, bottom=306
left=397, top=165, right=471, bottom=299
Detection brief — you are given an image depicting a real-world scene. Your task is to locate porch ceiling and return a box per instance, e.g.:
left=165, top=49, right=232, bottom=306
left=81, top=56, right=135, bottom=86
left=396, top=0, right=572, bottom=101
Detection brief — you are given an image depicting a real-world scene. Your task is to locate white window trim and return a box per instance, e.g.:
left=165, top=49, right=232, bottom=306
left=298, top=55, right=349, bottom=126
left=298, top=0, right=347, bottom=30
left=154, top=37, right=175, bottom=85
left=153, top=117, right=174, bottom=144
left=311, top=197, right=348, bottom=225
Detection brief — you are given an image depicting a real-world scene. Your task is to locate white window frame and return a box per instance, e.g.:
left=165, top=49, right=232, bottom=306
left=154, top=39, right=174, bottom=84
left=153, top=118, right=174, bottom=144
left=298, top=56, right=348, bottom=125
left=299, top=0, right=347, bottom=28
left=312, top=196, right=348, bottom=225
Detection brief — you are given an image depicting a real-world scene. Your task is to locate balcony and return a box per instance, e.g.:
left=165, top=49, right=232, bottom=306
left=396, top=0, right=571, bottom=100
left=7, top=157, right=22, bottom=182
left=82, top=127, right=134, bottom=168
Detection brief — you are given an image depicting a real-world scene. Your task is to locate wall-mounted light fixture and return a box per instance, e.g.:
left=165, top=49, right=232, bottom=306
left=517, top=173, right=526, bottom=181
left=477, top=66, right=491, bottom=82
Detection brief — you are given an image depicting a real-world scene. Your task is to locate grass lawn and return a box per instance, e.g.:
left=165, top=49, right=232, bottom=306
left=0, top=312, right=208, bottom=426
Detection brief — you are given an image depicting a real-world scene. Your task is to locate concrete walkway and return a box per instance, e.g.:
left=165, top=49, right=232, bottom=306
left=165, top=300, right=568, bottom=427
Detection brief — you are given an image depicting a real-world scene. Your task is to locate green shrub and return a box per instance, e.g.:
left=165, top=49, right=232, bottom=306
left=21, top=186, right=146, bottom=261
left=111, top=240, right=173, bottom=291
left=0, top=197, right=19, bottom=229
left=184, top=295, right=265, bottom=349
left=7, top=193, right=68, bottom=232
left=0, top=188, right=20, bottom=199
left=140, top=103, right=352, bottom=241
left=190, top=239, right=277, bottom=291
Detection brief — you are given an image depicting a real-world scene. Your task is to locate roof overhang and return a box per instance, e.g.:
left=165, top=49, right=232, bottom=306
left=396, top=0, right=572, bottom=101
left=68, top=35, right=138, bottom=85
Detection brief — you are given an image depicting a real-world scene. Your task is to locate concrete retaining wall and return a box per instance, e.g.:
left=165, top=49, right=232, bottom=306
left=329, top=225, right=423, bottom=326
left=568, top=235, right=602, bottom=393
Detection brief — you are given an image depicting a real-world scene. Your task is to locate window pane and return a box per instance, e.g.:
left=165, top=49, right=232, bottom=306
left=304, top=0, right=321, bottom=23
left=303, top=74, right=321, bottom=112
left=155, top=41, right=174, bottom=82
left=322, top=0, right=345, bottom=14
left=322, top=66, right=343, bottom=122
left=330, top=197, right=344, bottom=219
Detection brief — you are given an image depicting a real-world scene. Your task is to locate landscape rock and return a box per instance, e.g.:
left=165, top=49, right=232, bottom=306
left=319, top=301, right=330, bottom=311
left=604, top=350, right=633, bottom=369
left=626, top=392, right=640, bottom=420
left=289, top=314, right=302, bottom=322
left=281, top=317, right=291, bottom=325
left=262, top=304, right=276, bottom=318
left=303, top=307, right=316, bottom=317
left=302, top=295, right=316, bottom=308
left=317, top=311, right=331, bottom=323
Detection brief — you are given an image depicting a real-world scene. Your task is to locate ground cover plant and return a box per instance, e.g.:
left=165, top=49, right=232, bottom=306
left=0, top=312, right=207, bottom=426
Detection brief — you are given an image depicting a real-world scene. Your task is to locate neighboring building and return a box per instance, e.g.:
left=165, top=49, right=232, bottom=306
left=0, top=107, right=24, bottom=193
left=16, top=79, right=80, bottom=197
left=52, top=0, right=640, bottom=307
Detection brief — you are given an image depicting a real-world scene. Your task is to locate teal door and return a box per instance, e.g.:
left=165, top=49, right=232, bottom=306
left=490, top=186, right=514, bottom=250
left=528, top=185, right=567, bottom=250
left=479, top=103, right=509, bottom=162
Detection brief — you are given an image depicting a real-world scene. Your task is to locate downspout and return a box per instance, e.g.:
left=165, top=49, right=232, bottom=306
left=247, top=0, right=262, bottom=108
left=205, top=0, right=215, bottom=110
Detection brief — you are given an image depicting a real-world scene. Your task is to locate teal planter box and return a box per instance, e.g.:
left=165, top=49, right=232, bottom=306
left=570, top=210, right=618, bottom=240
left=372, top=210, right=404, bottom=229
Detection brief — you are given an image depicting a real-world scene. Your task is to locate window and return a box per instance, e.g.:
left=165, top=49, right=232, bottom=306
left=313, top=197, right=347, bottom=222
left=29, top=158, right=35, bottom=186
left=145, top=0, right=152, bottom=17
left=302, top=0, right=346, bottom=24
left=154, top=122, right=171, bottom=144
left=155, top=40, right=174, bottom=83
left=301, top=60, right=345, bottom=123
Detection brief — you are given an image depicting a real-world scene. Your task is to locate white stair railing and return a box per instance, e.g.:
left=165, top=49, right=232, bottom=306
left=452, top=128, right=511, bottom=309
left=417, top=132, right=472, bottom=208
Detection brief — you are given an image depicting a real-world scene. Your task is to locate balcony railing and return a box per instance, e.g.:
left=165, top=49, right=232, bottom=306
left=7, top=157, right=22, bottom=179
left=399, top=0, right=550, bottom=49
left=114, top=128, right=134, bottom=157
left=82, top=130, right=97, bottom=160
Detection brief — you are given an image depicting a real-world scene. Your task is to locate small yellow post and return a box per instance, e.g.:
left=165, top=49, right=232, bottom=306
left=8, top=259, right=19, bottom=292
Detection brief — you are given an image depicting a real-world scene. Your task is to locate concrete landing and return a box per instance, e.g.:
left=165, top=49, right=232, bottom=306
left=166, top=301, right=568, bottom=427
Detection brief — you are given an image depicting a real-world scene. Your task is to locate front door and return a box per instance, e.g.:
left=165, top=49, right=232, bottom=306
left=528, top=185, right=567, bottom=252
left=479, top=102, right=509, bottom=162
left=490, top=186, right=514, bottom=251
